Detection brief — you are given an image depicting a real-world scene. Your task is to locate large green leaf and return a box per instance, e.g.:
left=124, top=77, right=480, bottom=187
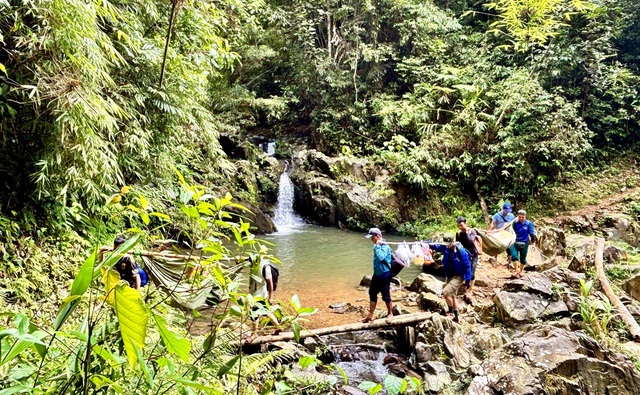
left=0, top=330, right=47, bottom=366
left=114, top=283, right=148, bottom=368
left=152, top=313, right=191, bottom=362
left=384, top=375, right=406, bottom=395
left=54, top=249, right=97, bottom=330
left=0, top=386, right=30, bottom=395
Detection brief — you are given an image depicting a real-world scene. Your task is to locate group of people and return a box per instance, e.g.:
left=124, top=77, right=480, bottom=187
left=364, top=202, right=536, bottom=323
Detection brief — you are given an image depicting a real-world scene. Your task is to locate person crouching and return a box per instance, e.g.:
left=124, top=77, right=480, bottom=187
left=362, top=228, right=394, bottom=323
left=429, top=234, right=472, bottom=323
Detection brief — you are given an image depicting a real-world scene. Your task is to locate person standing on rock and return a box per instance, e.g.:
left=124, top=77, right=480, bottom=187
left=429, top=234, right=472, bottom=323
left=456, top=217, right=478, bottom=304
left=363, top=228, right=394, bottom=323
left=511, top=210, right=537, bottom=278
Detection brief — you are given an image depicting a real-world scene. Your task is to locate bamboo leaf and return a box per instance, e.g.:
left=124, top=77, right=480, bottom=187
left=216, top=355, right=240, bottom=377
left=71, top=248, right=97, bottom=296
left=152, top=313, right=191, bottom=362
left=0, top=386, right=30, bottom=395
left=114, top=284, right=148, bottom=368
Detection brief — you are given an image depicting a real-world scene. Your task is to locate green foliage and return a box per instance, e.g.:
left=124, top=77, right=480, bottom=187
left=0, top=177, right=317, bottom=394
left=573, top=279, right=616, bottom=340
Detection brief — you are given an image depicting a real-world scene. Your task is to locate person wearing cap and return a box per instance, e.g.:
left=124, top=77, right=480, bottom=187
left=511, top=210, right=537, bottom=278
left=455, top=217, right=478, bottom=303
left=428, top=234, right=472, bottom=323
left=489, top=202, right=515, bottom=231
left=363, top=228, right=394, bottom=323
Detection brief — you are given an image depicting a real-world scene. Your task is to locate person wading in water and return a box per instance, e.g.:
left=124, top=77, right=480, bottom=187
left=362, top=228, right=394, bottom=323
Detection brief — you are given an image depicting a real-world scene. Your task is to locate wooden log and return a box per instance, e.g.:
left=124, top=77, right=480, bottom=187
left=594, top=237, right=640, bottom=342
left=244, top=312, right=433, bottom=346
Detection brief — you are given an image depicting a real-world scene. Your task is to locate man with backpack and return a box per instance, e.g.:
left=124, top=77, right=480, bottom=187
left=511, top=210, right=537, bottom=278
left=455, top=217, right=479, bottom=304
left=99, top=236, right=145, bottom=290
left=362, top=228, right=394, bottom=323
left=429, top=234, right=472, bottom=323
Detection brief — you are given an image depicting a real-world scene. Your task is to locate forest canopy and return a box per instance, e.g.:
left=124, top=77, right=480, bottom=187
left=0, top=0, right=639, bottom=238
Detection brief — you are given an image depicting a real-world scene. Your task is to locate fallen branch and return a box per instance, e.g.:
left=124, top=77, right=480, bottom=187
left=244, top=312, right=433, bottom=346
left=594, top=237, right=640, bottom=342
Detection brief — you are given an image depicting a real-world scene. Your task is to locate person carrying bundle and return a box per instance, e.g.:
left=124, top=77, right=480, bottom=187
left=428, top=234, right=472, bottom=323
left=362, top=228, right=394, bottom=323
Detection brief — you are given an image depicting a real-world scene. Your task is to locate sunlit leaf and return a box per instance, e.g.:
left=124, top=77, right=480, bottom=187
left=114, top=284, right=148, bottom=368
left=152, top=313, right=191, bottom=362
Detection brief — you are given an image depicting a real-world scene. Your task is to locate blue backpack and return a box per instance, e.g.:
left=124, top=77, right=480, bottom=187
left=138, top=267, right=149, bottom=287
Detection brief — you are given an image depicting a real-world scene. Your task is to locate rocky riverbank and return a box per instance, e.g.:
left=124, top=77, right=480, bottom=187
left=248, top=205, right=640, bottom=394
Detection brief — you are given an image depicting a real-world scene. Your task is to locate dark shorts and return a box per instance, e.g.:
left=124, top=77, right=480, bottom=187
left=511, top=242, right=529, bottom=265
left=369, top=272, right=392, bottom=303
left=470, top=254, right=478, bottom=280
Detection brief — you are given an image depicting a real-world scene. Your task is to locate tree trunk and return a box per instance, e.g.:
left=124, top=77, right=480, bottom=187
left=594, top=237, right=640, bottom=342
left=475, top=181, right=491, bottom=225
left=159, top=0, right=180, bottom=88
left=244, top=312, right=432, bottom=346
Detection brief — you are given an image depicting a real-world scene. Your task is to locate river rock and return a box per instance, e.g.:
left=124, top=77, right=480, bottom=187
left=501, top=273, right=554, bottom=298
left=359, top=275, right=372, bottom=287
left=417, top=292, right=447, bottom=313
left=408, top=274, right=443, bottom=295
left=422, top=361, right=452, bottom=392
left=623, top=274, right=640, bottom=301
left=603, top=245, right=628, bottom=263
left=536, top=227, right=566, bottom=257
left=329, top=302, right=363, bottom=314
left=468, top=327, right=508, bottom=360
left=529, top=256, right=563, bottom=272
left=340, top=386, right=367, bottom=395
left=601, top=213, right=640, bottom=246
left=494, top=290, right=568, bottom=325
left=466, top=325, right=640, bottom=395
left=417, top=314, right=473, bottom=370
left=562, top=215, right=595, bottom=233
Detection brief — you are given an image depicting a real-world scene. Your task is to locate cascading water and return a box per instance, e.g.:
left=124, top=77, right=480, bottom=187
left=273, top=165, right=305, bottom=232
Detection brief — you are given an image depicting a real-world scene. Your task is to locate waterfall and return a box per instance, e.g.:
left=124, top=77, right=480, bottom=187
left=273, top=167, right=304, bottom=231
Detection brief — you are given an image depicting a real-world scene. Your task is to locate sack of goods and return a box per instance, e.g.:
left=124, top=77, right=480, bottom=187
left=395, top=242, right=413, bottom=267
left=421, top=242, right=435, bottom=265
left=411, top=242, right=425, bottom=265
left=476, top=222, right=516, bottom=256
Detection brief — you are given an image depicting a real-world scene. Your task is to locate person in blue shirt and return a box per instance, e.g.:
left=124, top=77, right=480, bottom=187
left=429, top=234, right=472, bottom=323
left=511, top=210, right=537, bottom=278
left=489, top=202, right=515, bottom=231
left=489, top=202, right=515, bottom=268
left=362, top=228, right=394, bottom=323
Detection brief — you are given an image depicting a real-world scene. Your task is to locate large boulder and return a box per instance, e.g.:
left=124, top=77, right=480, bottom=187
left=417, top=292, right=447, bottom=313
left=415, top=314, right=473, bottom=370
left=501, top=273, right=555, bottom=298
left=494, top=290, right=568, bottom=325
left=601, top=213, right=640, bottom=246
left=623, top=274, right=640, bottom=302
left=567, top=235, right=596, bottom=272
left=422, top=361, right=452, bottom=393
left=562, top=215, right=596, bottom=233
left=466, top=325, right=640, bottom=395
left=408, top=274, right=444, bottom=295
left=229, top=202, right=277, bottom=234
left=467, top=327, right=509, bottom=361
left=536, top=227, right=566, bottom=257
left=603, top=245, right=628, bottom=263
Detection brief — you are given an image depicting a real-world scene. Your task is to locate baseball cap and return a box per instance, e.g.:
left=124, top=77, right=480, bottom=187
left=443, top=233, right=454, bottom=242
left=503, top=202, right=512, bottom=212
left=365, top=228, right=382, bottom=238
left=456, top=216, right=467, bottom=224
